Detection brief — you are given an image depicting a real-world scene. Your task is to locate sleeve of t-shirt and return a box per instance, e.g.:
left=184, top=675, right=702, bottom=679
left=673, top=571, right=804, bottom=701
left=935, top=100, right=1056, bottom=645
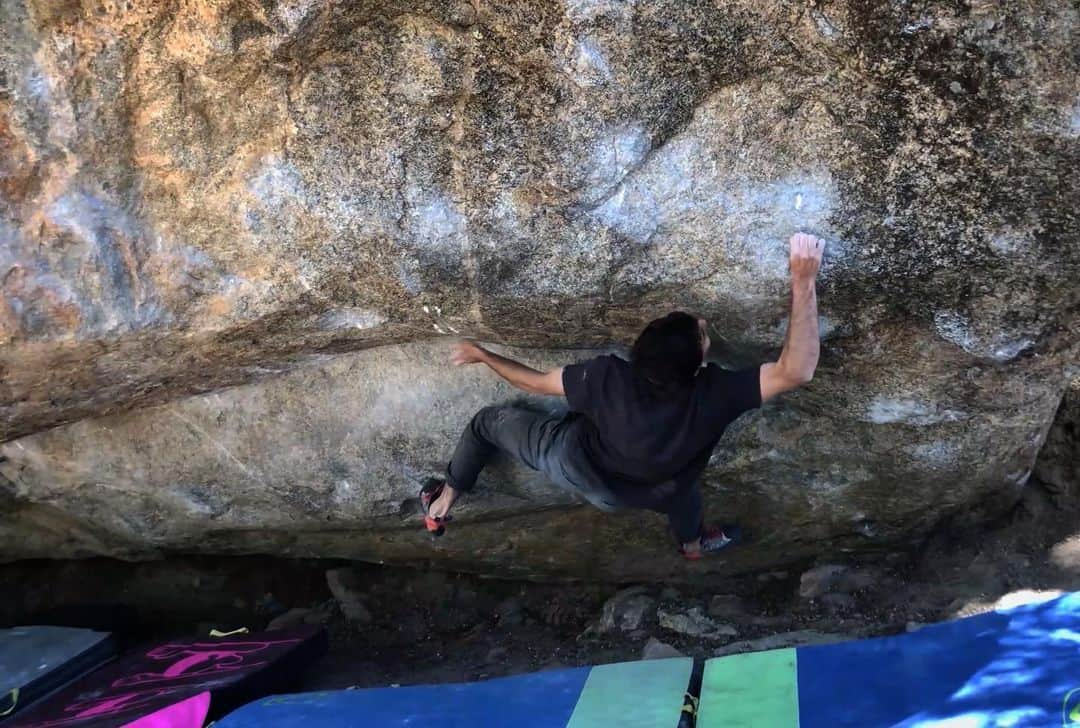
left=562, top=356, right=610, bottom=414
left=706, top=364, right=762, bottom=419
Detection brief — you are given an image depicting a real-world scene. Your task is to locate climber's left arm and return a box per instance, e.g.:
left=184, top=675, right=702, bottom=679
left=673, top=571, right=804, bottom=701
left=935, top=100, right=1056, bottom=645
left=451, top=341, right=565, bottom=396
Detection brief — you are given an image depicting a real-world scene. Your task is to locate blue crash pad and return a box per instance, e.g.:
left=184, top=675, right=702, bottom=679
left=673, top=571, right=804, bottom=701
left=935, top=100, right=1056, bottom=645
left=215, top=657, right=694, bottom=728
left=797, top=591, right=1080, bottom=727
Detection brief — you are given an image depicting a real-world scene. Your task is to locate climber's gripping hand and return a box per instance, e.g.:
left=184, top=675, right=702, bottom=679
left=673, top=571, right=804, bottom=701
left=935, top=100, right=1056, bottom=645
left=789, top=232, right=824, bottom=282
left=450, top=340, right=489, bottom=366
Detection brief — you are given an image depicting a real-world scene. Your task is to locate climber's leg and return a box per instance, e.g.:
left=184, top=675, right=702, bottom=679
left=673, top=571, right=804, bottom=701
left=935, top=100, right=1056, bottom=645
left=664, top=480, right=706, bottom=549
left=429, top=405, right=622, bottom=519
left=448, top=405, right=555, bottom=486
left=663, top=480, right=742, bottom=560
left=427, top=406, right=557, bottom=519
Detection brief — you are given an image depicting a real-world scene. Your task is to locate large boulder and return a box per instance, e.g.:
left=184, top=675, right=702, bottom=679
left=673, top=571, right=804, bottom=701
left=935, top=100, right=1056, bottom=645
left=0, top=0, right=1076, bottom=578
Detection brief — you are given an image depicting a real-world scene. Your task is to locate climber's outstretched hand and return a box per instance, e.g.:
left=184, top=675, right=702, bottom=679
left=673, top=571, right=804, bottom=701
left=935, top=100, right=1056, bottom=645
left=450, top=340, right=564, bottom=396
left=451, top=340, right=489, bottom=366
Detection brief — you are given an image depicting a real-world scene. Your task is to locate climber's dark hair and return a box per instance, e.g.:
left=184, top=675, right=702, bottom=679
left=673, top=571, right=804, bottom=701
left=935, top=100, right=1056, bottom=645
left=630, top=311, right=703, bottom=392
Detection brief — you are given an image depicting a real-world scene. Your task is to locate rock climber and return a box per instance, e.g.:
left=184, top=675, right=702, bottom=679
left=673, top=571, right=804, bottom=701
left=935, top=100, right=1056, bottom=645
left=421, top=232, right=824, bottom=559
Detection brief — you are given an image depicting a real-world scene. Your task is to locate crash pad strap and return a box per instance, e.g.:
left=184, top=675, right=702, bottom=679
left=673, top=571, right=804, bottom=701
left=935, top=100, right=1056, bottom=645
left=697, top=648, right=799, bottom=728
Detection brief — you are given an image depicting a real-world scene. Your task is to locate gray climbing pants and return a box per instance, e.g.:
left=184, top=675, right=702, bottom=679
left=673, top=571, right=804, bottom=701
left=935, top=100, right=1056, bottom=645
left=447, top=405, right=706, bottom=542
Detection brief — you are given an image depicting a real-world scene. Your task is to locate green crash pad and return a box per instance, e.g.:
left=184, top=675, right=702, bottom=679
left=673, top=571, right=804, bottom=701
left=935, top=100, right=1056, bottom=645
left=697, top=648, right=799, bottom=728
left=566, top=657, right=693, bottom=728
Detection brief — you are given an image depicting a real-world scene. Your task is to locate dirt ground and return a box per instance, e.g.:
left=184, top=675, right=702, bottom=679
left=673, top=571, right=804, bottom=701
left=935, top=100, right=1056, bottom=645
left=3, top=477, right=1079, bottom=693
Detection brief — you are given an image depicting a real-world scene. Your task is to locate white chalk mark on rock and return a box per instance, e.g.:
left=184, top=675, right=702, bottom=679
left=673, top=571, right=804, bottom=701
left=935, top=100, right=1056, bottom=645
left=316, top=308, right=385, bottom=331
left=934, top=310, right=1034, bottom=362
left=568, top=37, right=613, bottom=88
left=864, top=397, right=967, bottom=426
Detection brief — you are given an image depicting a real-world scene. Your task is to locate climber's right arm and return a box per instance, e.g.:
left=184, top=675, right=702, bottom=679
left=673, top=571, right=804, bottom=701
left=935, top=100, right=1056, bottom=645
left=760, top=233, right=823, bottom=403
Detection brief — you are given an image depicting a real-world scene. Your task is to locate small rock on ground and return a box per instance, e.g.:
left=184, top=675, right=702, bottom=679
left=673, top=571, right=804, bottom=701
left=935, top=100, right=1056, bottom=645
left=750, top=614, right=788, bottom=628
left=641, top=638, right=686, bottom=660
left=757, top=571, right=789, bottom=582
left=707, top=594, right=747, bottom=619
left=599, top=586, right=656, bottom=633
left=267, top=607, right=312, bottom=631
left=303, top=601, right=337, bottom=625
left=658, top=606, right=737, bottom=642
left=325, top=568, right=373, bottom=623
left=799, top=564, right=876, bottom=599
left=820, top=593, right=856, bottom=614
left=495, top=597, right=525, bottom=627
left=485, top=646, right=509, bottom=664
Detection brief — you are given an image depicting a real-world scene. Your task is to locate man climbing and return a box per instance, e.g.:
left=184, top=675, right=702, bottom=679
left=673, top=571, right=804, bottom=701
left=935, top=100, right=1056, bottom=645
left=421, top=232, right=824, bottom=559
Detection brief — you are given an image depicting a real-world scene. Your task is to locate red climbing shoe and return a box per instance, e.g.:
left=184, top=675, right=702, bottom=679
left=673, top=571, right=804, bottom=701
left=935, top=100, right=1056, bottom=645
left=419, top=478, right=451, bottom=537
left=680, top=524, right=742, bottom=560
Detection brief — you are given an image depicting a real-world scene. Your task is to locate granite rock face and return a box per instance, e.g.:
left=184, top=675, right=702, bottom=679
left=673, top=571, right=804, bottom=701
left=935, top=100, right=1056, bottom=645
left=0, top=0, right=1077, bottom=577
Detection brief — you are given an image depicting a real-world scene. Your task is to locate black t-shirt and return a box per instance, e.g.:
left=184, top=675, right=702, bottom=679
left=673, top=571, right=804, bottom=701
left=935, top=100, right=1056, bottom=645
left=562, top=355, right=761, bottom=500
